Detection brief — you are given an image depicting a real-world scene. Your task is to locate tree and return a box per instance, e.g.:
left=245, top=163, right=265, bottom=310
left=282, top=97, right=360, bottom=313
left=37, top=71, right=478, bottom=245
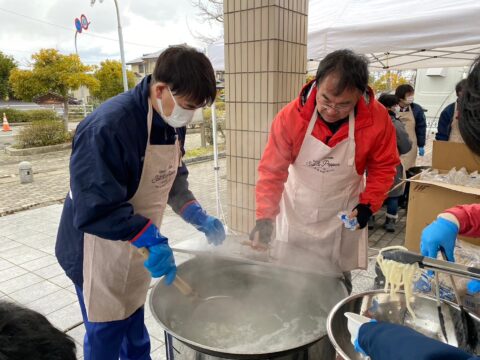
left=190, top=0, right=224, bottom=45
left=9, top=49, right=98, bottom=129
left=193, top=0, right=223, bottom=23
left=0, top=52, right=17, bottom=100
left=91, top=60, right=135, bottom=101
left=371, top=71, right=410, bottom=94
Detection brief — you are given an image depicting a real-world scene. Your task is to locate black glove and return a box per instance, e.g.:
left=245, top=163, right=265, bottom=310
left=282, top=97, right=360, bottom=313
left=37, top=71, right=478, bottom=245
left=249, top=219, right=273, bottom=244
left=352, top=204, right=372, bottom=229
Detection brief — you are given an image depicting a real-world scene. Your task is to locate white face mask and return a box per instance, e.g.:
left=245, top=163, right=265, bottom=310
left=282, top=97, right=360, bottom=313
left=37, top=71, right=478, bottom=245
left=157, top=87, right=195, bottom=128
left=405, top=96, right=414, bottom=105
left=393, top=105, right=401, bottom=113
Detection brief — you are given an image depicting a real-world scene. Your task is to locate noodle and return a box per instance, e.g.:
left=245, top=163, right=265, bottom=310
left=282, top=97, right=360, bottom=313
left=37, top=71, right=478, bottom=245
left=376, top=246, right=419, bottom=318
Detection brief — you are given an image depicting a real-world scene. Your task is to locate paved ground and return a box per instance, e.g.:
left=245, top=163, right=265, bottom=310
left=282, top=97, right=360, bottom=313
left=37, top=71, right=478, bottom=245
left=0, top=132, right=222, bottom=216
left=0, top=157, right=227, bottom=360
left=0, top=134, right=434, bottom=359
left=0, top=126, right=20, bottom=149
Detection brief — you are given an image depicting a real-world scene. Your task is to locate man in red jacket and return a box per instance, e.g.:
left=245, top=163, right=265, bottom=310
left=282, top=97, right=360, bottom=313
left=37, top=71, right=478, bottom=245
left=249, top=49, right=399, bottom=290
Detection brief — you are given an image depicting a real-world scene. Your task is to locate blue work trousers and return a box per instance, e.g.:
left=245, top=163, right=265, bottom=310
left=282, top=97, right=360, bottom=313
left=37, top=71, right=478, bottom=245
left=75, top=285, right=151, bottom=360
left=385, top=196, right=399, bottom=217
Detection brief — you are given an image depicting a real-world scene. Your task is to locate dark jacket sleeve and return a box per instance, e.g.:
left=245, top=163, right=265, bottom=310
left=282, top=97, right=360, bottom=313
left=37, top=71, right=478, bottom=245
left=359, top=322, right=473, bottom=360
left=167, top=127, right=196, bottom=214
left=413, top=103, right=427, bottom=147
left=436, top=102, right=455, bottom=141
left=393, top=117, right=412, bottom=155
left=70, top=121, right=148, bottom=240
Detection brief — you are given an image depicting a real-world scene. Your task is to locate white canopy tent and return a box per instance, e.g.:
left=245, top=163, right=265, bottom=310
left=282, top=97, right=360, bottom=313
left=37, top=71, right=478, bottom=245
left=208, top=0, right=480, bottom=71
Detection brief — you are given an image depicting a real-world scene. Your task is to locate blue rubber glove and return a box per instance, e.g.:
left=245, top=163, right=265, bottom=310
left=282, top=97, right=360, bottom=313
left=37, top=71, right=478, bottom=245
left=467, top=280, right=480, bottom=295
left=420, top=217, right=458, bottom=262
left=181, top=201, right=226, bottom=246
left=130, top=222, right=176, bottom=284
left=418, top=147, right=425, bottom=156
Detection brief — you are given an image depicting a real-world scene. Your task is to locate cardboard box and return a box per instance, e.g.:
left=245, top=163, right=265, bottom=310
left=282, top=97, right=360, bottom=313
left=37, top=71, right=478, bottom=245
left=405, top=141, right=480, bottom=251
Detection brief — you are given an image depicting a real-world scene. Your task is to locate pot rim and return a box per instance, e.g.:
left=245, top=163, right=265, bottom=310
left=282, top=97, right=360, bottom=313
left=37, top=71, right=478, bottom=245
left=148, top=284, right=328, bottom=359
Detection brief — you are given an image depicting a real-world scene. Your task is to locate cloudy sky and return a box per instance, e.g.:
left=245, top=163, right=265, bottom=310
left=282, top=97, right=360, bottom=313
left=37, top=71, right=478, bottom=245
left=0, top=0, right=223, bottom=68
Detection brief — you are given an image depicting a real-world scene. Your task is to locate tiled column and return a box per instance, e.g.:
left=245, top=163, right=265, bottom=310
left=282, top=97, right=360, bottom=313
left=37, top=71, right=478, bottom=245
left=224, top=0, right=308, bottom=234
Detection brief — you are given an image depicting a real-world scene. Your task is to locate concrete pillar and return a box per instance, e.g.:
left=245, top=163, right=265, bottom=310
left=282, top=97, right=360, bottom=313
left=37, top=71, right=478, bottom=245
left=224, top=0, right=308, bottom=234
left=19, top=161, right=33, bottom=184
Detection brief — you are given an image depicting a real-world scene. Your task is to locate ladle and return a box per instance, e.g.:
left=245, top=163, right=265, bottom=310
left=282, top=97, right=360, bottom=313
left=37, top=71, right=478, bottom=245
left=138, top=247, right=231, bottom=303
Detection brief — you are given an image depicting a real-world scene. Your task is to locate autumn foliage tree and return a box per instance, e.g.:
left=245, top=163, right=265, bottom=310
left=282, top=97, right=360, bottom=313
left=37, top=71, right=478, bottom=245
left=371, top=71, right=410, bottom=94
left=91, top=60, right=135, bottom=101
left=0, top=51, right=17, bottom=100
left=9, top=49, right=98, bottom=129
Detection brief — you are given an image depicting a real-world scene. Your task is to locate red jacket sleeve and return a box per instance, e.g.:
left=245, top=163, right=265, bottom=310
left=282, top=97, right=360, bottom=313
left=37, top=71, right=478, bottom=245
left=359, top=110, right=400, bottom=213
left=445, top=204, right=480, bottom=237
left=256, top=109, right=294, bottom=220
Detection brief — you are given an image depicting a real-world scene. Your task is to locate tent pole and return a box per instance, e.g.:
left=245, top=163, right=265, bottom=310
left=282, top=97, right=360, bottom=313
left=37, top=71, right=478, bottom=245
left=211, top=101, right=221, bottom=218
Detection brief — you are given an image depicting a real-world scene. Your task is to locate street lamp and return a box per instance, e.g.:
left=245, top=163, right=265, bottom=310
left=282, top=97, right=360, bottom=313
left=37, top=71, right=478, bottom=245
left=91, top=0, right=128, bottom=92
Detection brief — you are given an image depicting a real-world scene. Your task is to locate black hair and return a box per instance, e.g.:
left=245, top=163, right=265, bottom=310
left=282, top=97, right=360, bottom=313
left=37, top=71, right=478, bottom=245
left=152, top=45, right=217, bottom=107
left=456, top=79, right=467, bottom=97
left=395, top=84, right=415, bottom=100
left=0, top=301, right=76, bottom=360
left=459, top=56, right=480, bottom=156
left=315, top=49, right=369, bottom=95
left=378, top=93, right=399, bottom=108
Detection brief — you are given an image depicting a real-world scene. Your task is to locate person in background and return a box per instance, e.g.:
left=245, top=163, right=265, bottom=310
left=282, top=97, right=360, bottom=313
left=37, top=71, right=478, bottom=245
left=436, top=79, right=468, bottom=143
left=0, top=300, right=77, bottom=360
left=55, top=45, right=225, bottom=360
left=395, top=84, right=427, bottom=169
left=373, top=94, right=412, bottom=232
left=250, top=49, right=399, bottom=293
left=395, top=84, right=427, bottom=209
left=349, top=55, right=480, bottom=360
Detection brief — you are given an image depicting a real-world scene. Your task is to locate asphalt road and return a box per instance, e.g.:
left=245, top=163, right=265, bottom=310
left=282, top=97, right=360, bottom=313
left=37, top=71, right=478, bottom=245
left=0, top=127, right=19, bottom=149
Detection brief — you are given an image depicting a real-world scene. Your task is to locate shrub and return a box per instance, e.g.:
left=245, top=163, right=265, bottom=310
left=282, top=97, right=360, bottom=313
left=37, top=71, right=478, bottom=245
left=215, top=101, right=225, bottom=112
left=15, top=119, right=71, bottom=149
left=202, top=107, right=226, bottom=145
left=0, top=108, right=60, bottom=123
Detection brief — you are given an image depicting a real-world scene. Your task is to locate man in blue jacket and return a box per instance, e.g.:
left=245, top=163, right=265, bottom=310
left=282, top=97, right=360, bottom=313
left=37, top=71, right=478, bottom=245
left=56, top=45, right=225, bottom=360
left=436, top=79, right=467, bottom=142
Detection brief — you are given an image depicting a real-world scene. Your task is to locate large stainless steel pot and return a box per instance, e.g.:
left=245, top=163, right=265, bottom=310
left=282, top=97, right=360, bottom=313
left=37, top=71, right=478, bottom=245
left=327, top=290, right=480, bottom=360
left=149, top=256, right=348, bottom=359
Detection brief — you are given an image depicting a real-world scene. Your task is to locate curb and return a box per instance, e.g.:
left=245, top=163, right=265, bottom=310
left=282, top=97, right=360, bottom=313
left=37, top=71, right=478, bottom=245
left=0, top=199, right=64, bottom=217
left=9, top=122, right=31, bottom=127
left=5, top=143, right=72, bottom=156
left=184, top=152, right=225, bottom=165
left=0, top=152, right=226, bottom=217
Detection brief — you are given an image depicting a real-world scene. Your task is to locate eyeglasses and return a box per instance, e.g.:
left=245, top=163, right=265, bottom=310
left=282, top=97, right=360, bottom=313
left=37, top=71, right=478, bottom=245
left=319, top=100, right=352, bottom=113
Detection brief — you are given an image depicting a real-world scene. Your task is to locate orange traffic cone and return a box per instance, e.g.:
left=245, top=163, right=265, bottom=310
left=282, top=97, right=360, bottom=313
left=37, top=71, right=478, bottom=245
left=2, top=113, right=12, bottom=132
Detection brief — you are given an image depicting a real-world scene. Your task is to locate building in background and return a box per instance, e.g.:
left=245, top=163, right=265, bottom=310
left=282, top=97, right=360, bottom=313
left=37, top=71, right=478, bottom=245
left=414, top=66, right=466, bottom=132
left=127, top=48, right=225, bottom=86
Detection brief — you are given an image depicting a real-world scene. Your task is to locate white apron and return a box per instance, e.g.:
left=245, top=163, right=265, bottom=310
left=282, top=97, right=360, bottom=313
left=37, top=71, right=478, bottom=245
left=449, top=102, right=465, bottom=143
left=398, top=106, right=417, bottom=170
left=82, top=100, right=180, bottom=322
left=276, top=110, right=368, bottom=272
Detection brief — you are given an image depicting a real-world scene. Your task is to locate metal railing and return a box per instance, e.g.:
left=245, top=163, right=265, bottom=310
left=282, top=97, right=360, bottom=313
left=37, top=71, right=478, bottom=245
left=68, top=104, right=94, bottom=120
left=0, top=103, right=94, bottom=122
